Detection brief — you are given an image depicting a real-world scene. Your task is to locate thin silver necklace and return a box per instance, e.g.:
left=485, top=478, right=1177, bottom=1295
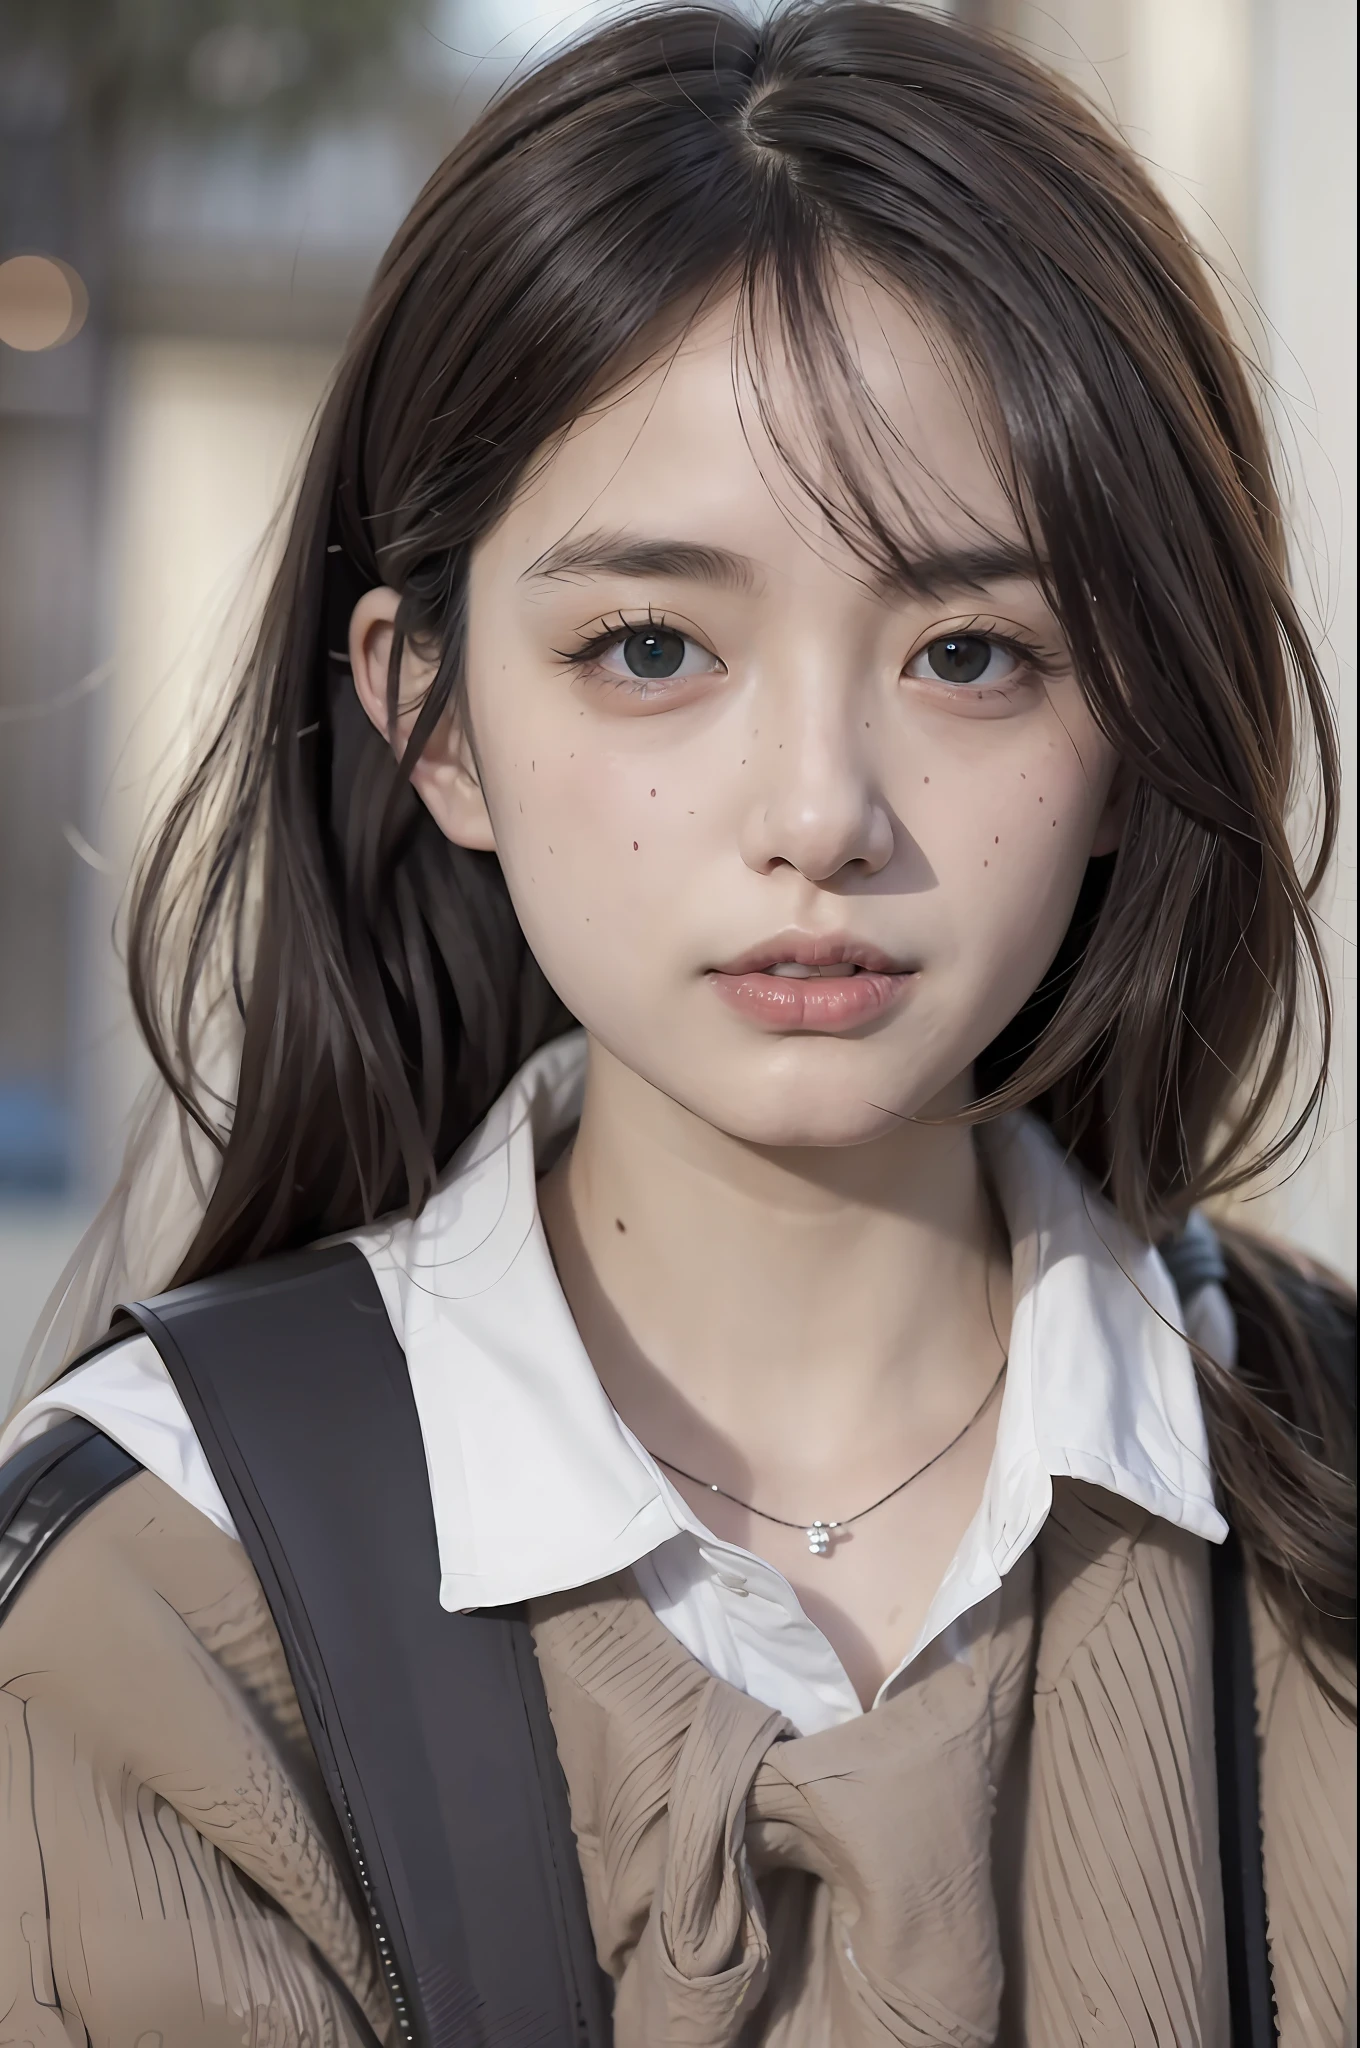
left=654, top=1353, right=1008, bottom=1557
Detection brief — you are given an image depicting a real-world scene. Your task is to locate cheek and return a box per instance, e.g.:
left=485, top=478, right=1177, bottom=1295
left=474, top=709, right=688, bottom=1006
left=917, top=730, right=1114, bottom=985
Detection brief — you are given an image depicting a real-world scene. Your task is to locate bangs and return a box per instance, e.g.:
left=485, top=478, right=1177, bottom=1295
left=736, top=244, right=1038, bottom=601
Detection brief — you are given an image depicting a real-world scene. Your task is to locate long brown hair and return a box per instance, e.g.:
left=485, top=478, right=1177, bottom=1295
left=128, top=3, right=1353, bottom=1680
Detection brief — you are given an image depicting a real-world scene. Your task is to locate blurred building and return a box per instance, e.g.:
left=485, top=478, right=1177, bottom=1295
left=0, top=0, right=1354, bottom=1400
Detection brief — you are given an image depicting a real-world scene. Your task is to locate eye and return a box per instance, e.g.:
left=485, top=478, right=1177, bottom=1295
left=905, top=633, right=1021, bottom=688
left=596, top=625, right=718, bottom=684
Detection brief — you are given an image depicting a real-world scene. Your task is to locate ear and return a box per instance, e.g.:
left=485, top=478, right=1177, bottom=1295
left=348, top=585, right=497, bottom=853
left=1088, top=757, right=1135, bottom=858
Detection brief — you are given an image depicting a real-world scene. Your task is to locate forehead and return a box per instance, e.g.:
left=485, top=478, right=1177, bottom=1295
left=494, top=278, right=1022, bottom=575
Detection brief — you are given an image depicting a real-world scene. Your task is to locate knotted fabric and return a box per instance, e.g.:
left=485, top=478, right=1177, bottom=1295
left=528, top=1481, right=1233, bottom=2046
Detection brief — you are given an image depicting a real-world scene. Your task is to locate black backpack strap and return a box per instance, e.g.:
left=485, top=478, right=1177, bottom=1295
left=119, top=1242, right=610, bottom=2048
left=0, top=1415, right=140, bottom=1623
left=1162, top=1216, right=1278, bottom=2048
left=1211, top=1527, right=1277, bottom=2048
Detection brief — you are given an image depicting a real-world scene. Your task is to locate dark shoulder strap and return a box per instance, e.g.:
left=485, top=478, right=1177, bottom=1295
left=1162, top=1217, right=1278, bottom=2048
left=1211, top=1527, right=1277, bottom=2048
left=0, top=1416, right=139, bottom=1622
left=120, top=1242, right=609, bottom=2048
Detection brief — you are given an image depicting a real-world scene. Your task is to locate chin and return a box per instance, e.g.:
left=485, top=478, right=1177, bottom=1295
left=685, top=1058, right=933, bottom=1152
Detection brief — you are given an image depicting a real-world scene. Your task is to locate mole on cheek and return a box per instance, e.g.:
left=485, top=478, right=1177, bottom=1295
left=650, top=788, right=656, bottom=797
left=615, top=1218, right=626, bottom=1233
left=633, top=840, right=639, bottom=851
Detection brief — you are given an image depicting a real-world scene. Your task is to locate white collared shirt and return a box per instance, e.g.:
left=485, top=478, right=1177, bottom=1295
left=0, top=1032, right=1227, bottom=1736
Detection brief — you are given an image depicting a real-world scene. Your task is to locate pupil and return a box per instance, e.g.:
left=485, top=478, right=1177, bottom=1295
left=623, top=628, right=685, bottom=678
left=928, top=635, right=990, bottom=685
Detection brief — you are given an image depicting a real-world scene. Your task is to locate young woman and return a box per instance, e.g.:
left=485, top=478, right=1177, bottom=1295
left=0, top=4, right=1353, bottom=2043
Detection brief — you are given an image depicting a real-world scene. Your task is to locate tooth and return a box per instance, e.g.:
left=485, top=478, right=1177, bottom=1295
left=768, top=963, right=815, bottom=978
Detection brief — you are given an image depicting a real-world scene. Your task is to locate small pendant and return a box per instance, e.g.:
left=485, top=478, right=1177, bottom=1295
left=806, top=1521, right=837, bottom=1556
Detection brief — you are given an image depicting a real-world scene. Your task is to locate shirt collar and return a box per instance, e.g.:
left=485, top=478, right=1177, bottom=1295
left=351, top=1032, right=1225, bottom=1614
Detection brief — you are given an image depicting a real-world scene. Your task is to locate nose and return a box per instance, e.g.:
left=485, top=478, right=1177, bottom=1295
left=737, top=680, right=896, bottom=883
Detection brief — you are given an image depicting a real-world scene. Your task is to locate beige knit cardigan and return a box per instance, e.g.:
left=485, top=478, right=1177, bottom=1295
left=0, top=1469, right=1353, bottom=2045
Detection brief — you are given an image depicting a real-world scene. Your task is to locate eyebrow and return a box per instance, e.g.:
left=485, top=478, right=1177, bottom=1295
left=522, top=527, right=1043, bottom=600
left=524, top=531, right=757, bottom=592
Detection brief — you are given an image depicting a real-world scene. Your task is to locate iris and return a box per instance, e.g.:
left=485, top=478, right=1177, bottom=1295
left=621, top=628, right=686, bottom=678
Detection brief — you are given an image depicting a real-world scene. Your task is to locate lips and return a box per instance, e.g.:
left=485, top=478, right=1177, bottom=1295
left=708, top=931, right=916, bottom=1033
left=713, top=932, right=908, bottom=978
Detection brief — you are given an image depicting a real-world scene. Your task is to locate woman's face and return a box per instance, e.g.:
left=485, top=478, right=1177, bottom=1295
left=364, top=284, right=1124, bottom=1148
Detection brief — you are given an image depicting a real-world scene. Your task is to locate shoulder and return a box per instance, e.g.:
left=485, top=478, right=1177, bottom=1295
left=2, top=1452, right=247, bottom=1653
left=0, top=1451, right=284, bottom=1749
left=0, top=1436, right=322, bottom=1800
left=0, top=1330, right=237, bottom=1540
left=0, top=1446, right=388, bottom=2043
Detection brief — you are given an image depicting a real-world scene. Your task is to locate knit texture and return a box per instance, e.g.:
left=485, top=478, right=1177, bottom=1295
left=0, top=1470, right=1352, bottom=2043
left=530, top=1484, right=1233, bottom=2044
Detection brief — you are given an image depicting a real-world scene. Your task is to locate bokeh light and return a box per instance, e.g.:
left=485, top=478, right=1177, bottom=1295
left=0, top=255, right=88, bottom=352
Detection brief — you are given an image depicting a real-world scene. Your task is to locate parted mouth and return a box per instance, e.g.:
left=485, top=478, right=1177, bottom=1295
left=711, top=931, right=912, bottom=978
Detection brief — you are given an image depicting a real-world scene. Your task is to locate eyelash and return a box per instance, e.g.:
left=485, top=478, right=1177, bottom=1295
left=920, top=620, right=1057, bottom=694
left=553, top=608, right=695, bottom=687
left=555, top=610, right=1057, bottom=693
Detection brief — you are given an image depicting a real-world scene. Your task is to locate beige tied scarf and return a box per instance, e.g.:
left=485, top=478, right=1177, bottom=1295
left=529, top=1483, right=1232, bottom=2047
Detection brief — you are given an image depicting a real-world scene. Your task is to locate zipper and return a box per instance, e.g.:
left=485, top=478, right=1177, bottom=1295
left=340, top=1787, right=418, bottom=2044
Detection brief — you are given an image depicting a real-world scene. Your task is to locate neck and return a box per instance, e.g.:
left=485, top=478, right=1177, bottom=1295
left=539, top=1037, right=1011, bottom=1479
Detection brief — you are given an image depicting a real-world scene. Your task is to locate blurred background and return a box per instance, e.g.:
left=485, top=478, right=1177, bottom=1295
left=0, top=0, right=1354, bottom=1406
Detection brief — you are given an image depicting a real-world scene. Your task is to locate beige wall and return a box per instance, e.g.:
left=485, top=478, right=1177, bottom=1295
left=1253, top=0, right=1357, bottom=1277
left=81, top=338, right=334, bottom=1197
